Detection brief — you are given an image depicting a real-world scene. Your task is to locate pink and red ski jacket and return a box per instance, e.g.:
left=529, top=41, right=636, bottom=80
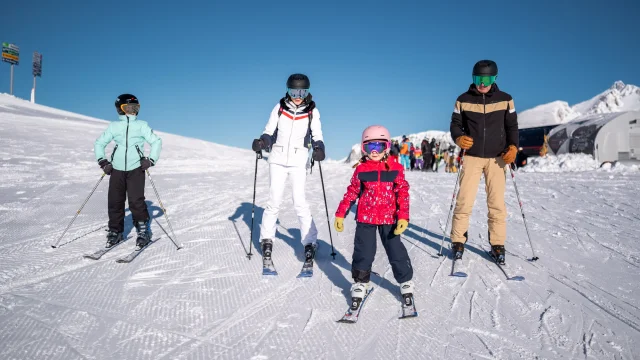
left=336, top=157, right=410, bottom=225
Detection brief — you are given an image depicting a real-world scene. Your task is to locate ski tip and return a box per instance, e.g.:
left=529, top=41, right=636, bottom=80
left=262, top=270, right=278, bottom=276
left=509, top=276, right=525, bottom=281
left=450, top=272, right=468, bottom=278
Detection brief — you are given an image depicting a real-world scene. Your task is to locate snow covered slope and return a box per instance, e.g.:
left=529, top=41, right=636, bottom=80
left=520, top=81, right=640, bottom=128
left=2, top=94, right=640, bottom=359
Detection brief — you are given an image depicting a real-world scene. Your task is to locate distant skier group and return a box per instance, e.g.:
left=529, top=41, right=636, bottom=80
left=390, top=136, right=463, bottom=173
left=89, top=59, right=521, bottom=320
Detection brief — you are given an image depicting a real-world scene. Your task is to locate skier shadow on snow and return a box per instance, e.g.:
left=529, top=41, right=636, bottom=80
left=121, top=200, right=164, bottom=239
left=227, top=202, right=265, bottom=256
left=403, top=223, right=488, bottom=258
left=277, top=226, right=402, bottom=304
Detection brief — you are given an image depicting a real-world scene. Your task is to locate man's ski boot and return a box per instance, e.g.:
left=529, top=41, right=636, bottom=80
left=399, top=280, right=418, bottom=318
left=491, top=245, right=506, bottom=265
left=451, top=242, right=465, bottom=260
left=261, top=239, right=277, bottom=275
left=106, top=230, right=123, bottom=248
left=135, top=220, right=152, bottom=248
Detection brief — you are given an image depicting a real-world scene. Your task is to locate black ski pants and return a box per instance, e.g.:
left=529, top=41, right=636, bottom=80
left=108, top=168, right=149, bottom=233
left=351, top=222, right=413, bottom=284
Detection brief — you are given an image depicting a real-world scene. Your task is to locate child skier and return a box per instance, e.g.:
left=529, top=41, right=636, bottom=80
left=334, top=125, right=416, bottom=319
left=94, top=94, right=162, bottom=248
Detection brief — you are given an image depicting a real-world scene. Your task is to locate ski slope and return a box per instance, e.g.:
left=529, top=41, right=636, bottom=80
left=1, top=95, right=640, bottom=359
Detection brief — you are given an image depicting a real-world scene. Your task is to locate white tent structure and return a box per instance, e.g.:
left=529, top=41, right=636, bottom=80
left=547, top=111, right=640, bottom=164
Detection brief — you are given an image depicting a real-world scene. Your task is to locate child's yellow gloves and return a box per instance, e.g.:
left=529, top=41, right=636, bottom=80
left=394, top=219, right=409, bottom=235
left=334, top=217, right=344, bottom=232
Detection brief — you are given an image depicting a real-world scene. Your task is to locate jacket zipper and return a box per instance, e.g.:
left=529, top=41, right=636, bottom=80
left=377, top=162, right=382, bottom=221
left=482, top=94, right=486, bottom=158
left=125, top=116, right=130, bottom=171
left=286, top=105, right=298, bottom=165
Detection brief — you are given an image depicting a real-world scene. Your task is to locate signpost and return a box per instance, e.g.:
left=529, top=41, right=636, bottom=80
left=2, top=43, right=20, bottom=95
left=32, top=52, right=43, bottom=103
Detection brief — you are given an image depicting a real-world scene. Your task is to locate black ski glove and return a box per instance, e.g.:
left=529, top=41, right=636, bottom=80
left=252, top=134, right=273, bottom=152
left=312, top=141, right=326, bottom=161
left=252, top=139, right=264, bottom=152
left=98, top=159, right=113, bottom=175
left=140, top=158, right=154, bottom=171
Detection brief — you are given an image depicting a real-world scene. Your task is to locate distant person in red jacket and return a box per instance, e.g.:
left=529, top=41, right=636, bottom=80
left=334, top=125, right=415, bottom=315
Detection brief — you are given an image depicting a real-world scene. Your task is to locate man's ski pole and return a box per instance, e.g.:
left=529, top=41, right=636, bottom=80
left=318, top=161, right=336, bottom=260
left=248, top=151, right=262, bottom=259
left=51, top=173, right=106, bottom=248
left=437, top=150, right=465, bottom=256
left=508, top=164, right=539, bottom=261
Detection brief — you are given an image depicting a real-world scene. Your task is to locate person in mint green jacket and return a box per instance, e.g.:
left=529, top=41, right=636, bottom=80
left=94, top=94, right=162, bottom=248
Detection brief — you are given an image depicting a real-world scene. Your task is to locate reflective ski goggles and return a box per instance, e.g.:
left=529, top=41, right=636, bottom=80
left=362, top=140, right=390, bottom=154
left=472, top=75, right=497, bottom=87
left=287, top=88, right=310, bottom=99
left=120, top=103, right=140, bottom=114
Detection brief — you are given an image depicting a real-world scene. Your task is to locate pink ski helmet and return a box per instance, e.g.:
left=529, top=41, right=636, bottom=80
left=361, top=125, right=391, bottom=154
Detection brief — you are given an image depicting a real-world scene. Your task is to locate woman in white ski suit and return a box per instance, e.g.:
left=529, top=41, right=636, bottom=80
left=252, top=74, right=325, bottom=251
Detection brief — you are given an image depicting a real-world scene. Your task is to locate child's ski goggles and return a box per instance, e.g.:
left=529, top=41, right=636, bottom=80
left=472, top=75, right=497, bottom=87
left=362, top=140, right=390, bottom=154
left=120, top=103, right=140, bottom=114
left=287, top=88, right=310, bottom=99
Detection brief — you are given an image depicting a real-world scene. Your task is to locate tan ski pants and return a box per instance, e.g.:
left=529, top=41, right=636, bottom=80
left=450, top=155, right=507, bottom=246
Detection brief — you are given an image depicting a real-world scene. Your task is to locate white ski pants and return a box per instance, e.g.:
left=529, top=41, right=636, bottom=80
left=260, top=163, right=318, bottom=245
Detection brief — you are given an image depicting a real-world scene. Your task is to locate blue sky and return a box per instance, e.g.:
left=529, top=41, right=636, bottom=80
left=2, top=0, right=638, bottom=159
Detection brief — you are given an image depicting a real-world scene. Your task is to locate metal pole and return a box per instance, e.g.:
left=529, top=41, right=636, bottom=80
left=10, top=65, right=14, bottom=95
left=248, top=151, right=262, bottom=259
left=507, top=165, right=539, bottom=261
left=145, top=169, right=182, bottom=250
left=51, top=173, right=106, bottom=248
left=318, top=161, right=336, bottom=260
left=437, top=150, right=466, bottom=256
left=33, top=76, right=36, bottom=103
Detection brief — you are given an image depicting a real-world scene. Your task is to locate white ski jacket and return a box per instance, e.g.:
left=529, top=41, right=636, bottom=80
left=262, top=100, right=323, bottom=167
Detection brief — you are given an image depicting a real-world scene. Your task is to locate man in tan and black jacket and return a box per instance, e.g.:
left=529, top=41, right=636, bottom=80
left=449, top=60, right=518, bottom=265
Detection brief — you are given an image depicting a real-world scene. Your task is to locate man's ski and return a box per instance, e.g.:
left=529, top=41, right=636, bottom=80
left=337, top=287, right=374, bottom=324
left=399, top=294, right=418, bottom=319
left=486, top=251, right=524, bottom=281
left=83, top=238, right=128, bottom=260
left=115, top=240, right=157, bottom=263
left=450, top=257, right=468, bottom=278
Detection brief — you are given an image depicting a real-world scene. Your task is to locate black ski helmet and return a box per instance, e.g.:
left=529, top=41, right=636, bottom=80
left=286, top=73, right=310, bottom=89
left=115, top=94, right=139, bottom=115
left=472, top=60, right=498, bottom=76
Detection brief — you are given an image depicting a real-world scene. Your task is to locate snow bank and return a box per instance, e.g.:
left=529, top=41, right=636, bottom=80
left=521, top=154, right=640, bottom=173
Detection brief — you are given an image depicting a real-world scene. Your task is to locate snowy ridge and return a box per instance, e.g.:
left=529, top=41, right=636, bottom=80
left=519, top=81, right=640, bottom=128
left=1, top=96, right=640, bottom=359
